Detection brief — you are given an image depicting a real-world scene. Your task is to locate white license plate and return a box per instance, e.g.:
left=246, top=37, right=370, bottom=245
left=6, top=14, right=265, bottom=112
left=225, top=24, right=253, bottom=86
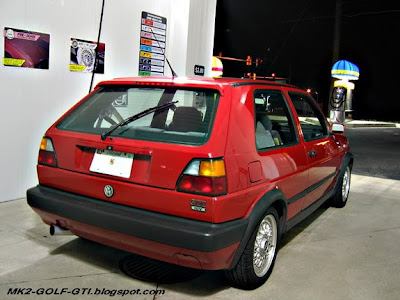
left=90, top=149, right=134, bottom=178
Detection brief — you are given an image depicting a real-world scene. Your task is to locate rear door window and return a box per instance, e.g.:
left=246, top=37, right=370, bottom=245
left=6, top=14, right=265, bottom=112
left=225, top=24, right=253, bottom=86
left=253, top=89, right=298, bottom=150
left=57, top=86, right=219, bottom=145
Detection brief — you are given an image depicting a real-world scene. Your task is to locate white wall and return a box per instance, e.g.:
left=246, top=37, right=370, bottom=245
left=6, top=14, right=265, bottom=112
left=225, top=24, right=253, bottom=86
left=0, top=0, right=217, bottom=202
left=186, top=0, right=217, bottom=76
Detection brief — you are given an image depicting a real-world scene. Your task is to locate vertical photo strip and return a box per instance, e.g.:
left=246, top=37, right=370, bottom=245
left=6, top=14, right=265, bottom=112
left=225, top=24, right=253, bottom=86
left=139, top=12, right=167, bottom=76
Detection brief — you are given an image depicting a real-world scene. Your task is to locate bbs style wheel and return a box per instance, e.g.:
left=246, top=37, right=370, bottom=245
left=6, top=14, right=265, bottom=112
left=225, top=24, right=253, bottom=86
left=253, top=213, right=278, bottom=278
left=225, top=207, right=279, bottom=290
left=331, top=165, right=351, bottom=208
left=77, top=47, right=96, bottom=72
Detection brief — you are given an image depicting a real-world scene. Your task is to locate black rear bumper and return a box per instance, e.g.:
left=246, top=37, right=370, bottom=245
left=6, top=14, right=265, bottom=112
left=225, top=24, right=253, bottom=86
left=27, top=185, right=247, bottom=252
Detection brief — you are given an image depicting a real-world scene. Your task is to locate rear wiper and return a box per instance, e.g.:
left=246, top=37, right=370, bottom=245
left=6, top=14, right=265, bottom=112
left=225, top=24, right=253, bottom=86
left=101, top=100, right=178, bottom=140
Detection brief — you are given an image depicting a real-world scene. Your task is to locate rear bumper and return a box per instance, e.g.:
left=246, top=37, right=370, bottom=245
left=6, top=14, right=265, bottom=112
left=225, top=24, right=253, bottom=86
left=27, top=185, right=247, bottom=270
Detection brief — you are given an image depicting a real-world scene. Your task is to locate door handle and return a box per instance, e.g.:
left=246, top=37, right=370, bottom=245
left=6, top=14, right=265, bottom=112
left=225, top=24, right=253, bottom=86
left=308, top=151, right=318, bottom=158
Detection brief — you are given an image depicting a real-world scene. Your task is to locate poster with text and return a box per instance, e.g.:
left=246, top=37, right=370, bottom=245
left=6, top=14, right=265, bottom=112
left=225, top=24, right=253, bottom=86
left=3, top=27, right=50, bottom=69
left=139, top=12, right=167, bottom=76
left=70, top=38, right=105, bottom=73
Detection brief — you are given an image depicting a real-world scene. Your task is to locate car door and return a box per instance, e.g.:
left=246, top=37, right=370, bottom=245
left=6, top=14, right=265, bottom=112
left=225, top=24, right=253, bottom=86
left=287, top=92, right=340, bottom=209
left=252, top=88, right=309, bottom=219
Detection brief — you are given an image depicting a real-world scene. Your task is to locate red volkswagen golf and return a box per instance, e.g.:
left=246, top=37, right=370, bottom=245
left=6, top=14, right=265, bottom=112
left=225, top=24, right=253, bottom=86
left=27, top=76, right=353, bottom=289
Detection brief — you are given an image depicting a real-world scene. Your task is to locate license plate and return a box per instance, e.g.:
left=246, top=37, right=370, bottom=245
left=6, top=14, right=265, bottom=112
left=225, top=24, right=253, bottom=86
left=90, top=149, right=134, bottom=178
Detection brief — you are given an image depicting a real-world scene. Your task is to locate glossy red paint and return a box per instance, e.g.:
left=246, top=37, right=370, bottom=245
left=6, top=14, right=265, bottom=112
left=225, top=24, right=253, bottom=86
left=28, top=76, right=352, bottom=275
left=222, top=84, right=311, bottom=220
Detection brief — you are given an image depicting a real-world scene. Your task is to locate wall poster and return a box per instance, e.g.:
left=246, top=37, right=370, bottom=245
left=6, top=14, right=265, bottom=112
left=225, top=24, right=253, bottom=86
left=70, top=38, right=105, bottom=73
left=3, top=27, right=50, bottom=69
left=139, top=11, right=167, bottom=76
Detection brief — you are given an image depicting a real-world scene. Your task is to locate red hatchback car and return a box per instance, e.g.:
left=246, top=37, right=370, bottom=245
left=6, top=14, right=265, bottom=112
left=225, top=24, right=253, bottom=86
left=27, top=76, right=353, bottom=289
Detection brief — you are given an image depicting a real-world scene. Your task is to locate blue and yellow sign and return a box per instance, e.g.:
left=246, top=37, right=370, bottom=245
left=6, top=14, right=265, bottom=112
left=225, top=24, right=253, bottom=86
left=331, top=60, right=360, bottom=80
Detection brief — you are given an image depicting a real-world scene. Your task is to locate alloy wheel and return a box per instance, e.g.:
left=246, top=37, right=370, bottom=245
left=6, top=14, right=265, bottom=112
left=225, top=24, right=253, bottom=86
left=253, top=214, right=278, bottom=277
left=342, top=166, right=351, bottom=202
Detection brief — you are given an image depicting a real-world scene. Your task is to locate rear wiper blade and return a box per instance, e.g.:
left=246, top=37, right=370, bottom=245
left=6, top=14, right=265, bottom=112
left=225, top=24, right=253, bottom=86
left=101, top=100, right=178, bottom=140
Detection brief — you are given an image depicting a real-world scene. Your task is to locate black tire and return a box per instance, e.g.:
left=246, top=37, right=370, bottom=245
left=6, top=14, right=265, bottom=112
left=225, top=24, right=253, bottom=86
left=331, top=165, right=351, bottom=208
left=225, top=207, right=280, bottom=290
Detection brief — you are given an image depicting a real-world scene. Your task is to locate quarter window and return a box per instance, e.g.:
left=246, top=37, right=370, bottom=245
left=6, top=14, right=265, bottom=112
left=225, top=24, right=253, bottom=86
left=253, top=89, right=297, bottom=150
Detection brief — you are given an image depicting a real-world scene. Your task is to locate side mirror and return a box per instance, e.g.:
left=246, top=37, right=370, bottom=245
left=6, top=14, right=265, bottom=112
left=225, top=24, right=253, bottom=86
left=331, top=123, right=345, bottom=134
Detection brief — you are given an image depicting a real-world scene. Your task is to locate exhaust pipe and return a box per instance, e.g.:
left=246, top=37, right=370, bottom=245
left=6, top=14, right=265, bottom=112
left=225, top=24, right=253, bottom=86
left=50, top=224, right=72, bottom=236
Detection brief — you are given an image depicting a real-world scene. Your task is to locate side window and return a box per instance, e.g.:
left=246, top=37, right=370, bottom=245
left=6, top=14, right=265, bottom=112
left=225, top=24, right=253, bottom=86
left=254, top=89, right=297, bottom=150
left=288, top=92, right=328, bottom=141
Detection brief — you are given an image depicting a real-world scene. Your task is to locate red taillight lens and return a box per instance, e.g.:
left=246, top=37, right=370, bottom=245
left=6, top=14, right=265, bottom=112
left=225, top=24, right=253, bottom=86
left=38, top=137, right=57, bottom=167
left=177, top=158, right=227, bottom=196
left=177, top=175, right=227, bottom=196
left=178, top=175, right=227, bottom=196
left=38, top=150, right=57, bottom=167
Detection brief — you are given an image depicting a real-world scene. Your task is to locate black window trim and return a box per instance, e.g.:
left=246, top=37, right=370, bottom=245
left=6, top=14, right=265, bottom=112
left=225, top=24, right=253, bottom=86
left=56, top=85, right=221, bottom=146
left=253, top=88, right=300, bottom=153
left=287, top=91, right=329, bottom=142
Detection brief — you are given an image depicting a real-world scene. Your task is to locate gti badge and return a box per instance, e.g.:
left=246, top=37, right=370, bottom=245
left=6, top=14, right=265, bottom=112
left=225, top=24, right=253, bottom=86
left=191, top=199, right=206, bottom=212
left=104, top=185, right=114, bottom=198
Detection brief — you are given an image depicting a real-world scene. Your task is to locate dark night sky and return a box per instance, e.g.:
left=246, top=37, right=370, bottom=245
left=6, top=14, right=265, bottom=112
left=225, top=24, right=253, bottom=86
left=213, top=0, right=400, bottom=121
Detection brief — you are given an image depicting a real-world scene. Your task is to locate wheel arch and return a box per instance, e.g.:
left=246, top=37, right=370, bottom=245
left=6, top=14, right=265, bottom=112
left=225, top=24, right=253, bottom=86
left=228, top=188, right=287, bottom=270
left=334, top=152, right=354, bottom=191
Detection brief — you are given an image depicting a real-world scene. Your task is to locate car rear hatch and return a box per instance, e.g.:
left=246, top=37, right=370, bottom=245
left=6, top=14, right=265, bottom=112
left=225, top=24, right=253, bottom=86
left=39, top=82, right=227, bottom=205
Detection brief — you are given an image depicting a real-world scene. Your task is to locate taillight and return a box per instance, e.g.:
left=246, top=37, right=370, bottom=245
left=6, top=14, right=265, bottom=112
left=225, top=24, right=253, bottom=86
left=177, top=158, right=227, bottom=196
left=38, top=137, right=58, bottom=167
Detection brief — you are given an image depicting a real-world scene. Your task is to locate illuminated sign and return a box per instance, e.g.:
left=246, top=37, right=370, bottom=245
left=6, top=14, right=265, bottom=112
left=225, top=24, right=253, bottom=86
left=139, top=12, right=167, bottom=76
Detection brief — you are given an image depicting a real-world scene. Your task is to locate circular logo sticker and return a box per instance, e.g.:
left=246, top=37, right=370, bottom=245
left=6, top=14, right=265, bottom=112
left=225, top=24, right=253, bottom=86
left=104, top=185, right=114, bottom=198
left=71, top=39, right=79, bottom=48
left=6, top=29, right=14, bottom=40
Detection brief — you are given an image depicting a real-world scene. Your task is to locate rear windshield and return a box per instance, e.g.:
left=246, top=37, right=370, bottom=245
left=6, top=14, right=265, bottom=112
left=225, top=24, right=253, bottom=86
left=57, top=85, right=220, bottom=145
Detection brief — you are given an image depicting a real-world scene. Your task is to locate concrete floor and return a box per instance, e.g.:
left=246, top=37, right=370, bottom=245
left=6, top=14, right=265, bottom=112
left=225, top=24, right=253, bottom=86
left=1, top=174, right=399, bottom=300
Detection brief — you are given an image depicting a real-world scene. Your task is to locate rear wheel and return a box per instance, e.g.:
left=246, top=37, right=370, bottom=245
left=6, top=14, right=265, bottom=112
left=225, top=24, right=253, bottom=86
left=331, top=165, right=351, bottom=208
left=225, top=207, right=279, bottom=290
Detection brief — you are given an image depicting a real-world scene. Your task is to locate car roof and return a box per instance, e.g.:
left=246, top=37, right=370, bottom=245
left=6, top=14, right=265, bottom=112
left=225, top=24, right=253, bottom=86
left=96, top=76, right=298, bottom=92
